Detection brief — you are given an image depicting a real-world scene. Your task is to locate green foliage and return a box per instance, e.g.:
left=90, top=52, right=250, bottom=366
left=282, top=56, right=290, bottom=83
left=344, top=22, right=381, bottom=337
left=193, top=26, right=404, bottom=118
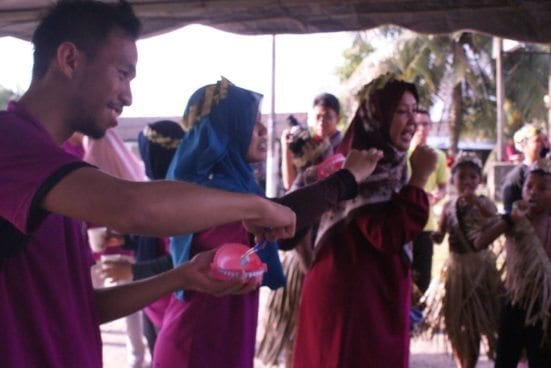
left=503, top=44, right=549, bottom=128
left=336, top=26, right=403, bottom=82
left=461, top=96, right=497, bottom=140
left=339, top=28, right=550, bottom=155
left=336, top=32, right=375, bottom=81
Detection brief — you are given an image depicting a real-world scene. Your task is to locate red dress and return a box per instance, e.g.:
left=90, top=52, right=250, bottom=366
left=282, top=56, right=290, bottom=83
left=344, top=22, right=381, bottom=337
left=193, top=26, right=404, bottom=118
left=293, top=185, right=428, bottom=368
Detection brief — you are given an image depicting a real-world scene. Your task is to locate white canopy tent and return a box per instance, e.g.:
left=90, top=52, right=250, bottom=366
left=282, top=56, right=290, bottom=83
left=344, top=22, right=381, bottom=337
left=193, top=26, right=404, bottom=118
left=0, top=1, right=550, bottom=43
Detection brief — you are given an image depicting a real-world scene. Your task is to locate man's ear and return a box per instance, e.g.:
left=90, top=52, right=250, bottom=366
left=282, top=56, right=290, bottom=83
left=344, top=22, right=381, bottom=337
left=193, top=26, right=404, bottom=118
left=56, top=42, right=81, bottom=78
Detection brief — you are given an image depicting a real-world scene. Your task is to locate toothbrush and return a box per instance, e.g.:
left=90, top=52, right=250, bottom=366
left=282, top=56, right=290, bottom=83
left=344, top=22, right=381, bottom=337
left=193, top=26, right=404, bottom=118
left=240, top=239, right=269, bottom=266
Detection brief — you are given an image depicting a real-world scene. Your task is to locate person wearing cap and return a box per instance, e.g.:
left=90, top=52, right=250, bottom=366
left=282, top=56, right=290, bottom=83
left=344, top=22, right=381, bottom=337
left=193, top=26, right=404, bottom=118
left=501, top=124, right=546, bottom=213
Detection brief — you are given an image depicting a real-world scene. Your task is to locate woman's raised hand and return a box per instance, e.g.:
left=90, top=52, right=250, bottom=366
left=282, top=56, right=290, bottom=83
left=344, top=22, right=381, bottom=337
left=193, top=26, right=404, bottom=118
left=409, top=144, right=437, bottom=188
left=343, top=148, right=384, bottom=183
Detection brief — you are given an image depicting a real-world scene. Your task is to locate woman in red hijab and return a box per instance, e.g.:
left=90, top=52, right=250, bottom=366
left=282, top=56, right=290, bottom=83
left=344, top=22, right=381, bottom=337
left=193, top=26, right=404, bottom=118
left=292, top=74, right=437, bottom=368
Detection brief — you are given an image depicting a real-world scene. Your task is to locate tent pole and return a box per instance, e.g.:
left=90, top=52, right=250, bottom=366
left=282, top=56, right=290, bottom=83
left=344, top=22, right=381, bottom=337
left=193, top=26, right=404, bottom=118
left=265, top=34, right=278, bottom=198
left=494, top=37, right=504, bottom=162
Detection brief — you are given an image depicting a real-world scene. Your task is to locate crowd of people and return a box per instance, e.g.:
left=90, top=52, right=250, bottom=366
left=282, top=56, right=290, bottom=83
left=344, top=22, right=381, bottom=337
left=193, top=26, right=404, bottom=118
left=1, top=1, right=550, bottom=368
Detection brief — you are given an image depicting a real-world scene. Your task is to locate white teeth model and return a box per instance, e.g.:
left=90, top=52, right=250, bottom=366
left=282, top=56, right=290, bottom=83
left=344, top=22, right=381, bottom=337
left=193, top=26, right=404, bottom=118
left=214, top=267, right=265, bottom=279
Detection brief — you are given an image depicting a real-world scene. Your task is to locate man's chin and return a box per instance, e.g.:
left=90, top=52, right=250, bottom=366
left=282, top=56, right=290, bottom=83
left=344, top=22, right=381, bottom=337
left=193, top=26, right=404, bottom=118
left=79, top=128, right=106, bottom=140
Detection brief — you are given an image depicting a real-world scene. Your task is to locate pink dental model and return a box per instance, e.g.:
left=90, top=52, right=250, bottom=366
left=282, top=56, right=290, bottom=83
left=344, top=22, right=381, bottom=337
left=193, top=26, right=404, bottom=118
left=210, top=243, right=267, bottom=282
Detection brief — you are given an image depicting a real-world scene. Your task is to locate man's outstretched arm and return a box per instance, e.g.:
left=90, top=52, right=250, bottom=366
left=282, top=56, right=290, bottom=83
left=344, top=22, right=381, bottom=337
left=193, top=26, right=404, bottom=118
left=41, top=166, right=296, bottom=239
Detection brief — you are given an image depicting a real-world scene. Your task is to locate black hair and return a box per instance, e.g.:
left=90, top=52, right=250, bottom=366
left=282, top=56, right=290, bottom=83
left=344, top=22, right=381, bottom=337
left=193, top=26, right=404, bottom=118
left=32, top=0, right=141, bottom=78
left=313, top=93, right=340, bottom=115
left=528, top=168, right=551, bottom=178
left=451, top=161, right=482, bottom=176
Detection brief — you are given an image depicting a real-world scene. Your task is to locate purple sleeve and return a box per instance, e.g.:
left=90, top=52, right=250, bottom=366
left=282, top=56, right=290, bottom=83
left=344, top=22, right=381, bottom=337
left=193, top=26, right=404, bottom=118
left=0, top=113, right=90, bottom=233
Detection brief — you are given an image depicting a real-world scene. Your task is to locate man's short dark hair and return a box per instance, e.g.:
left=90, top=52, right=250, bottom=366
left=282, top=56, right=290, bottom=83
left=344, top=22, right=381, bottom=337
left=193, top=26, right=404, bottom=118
left=313, top=93, right=340, bottom=115
left=32, top=0, right=141, bottom=78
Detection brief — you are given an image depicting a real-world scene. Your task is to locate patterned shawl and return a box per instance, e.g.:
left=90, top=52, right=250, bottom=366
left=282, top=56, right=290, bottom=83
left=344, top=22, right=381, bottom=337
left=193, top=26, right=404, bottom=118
left=315, top=74, right=418, bottom=247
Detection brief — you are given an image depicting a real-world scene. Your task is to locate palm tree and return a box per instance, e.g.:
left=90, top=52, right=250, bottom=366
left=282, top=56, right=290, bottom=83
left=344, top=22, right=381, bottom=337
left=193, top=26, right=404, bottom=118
left=340, top=29, right=550, bottom=155
left=502, top=43, right=550, bottom=136
left=340, top=30, right=496, bottom=155
left=389, top=32, right=496, bottom=155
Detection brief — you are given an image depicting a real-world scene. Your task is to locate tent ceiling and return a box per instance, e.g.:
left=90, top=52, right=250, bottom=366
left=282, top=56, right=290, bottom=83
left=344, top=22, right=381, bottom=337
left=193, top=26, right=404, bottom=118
left=0, top=1, right=550, bottom=43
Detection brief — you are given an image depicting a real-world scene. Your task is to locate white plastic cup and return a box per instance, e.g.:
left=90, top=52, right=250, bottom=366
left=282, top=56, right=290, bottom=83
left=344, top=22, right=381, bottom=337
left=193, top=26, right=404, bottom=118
left=100, top=254, right=123, bottom=263
left=87, top=227, right=108, bottom=252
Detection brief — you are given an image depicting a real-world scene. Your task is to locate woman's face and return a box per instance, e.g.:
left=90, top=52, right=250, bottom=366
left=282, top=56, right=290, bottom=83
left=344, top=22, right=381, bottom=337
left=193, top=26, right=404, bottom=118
left=387, top=90, right=417, bottom=151
left=246, top=117, right=268, bottom=163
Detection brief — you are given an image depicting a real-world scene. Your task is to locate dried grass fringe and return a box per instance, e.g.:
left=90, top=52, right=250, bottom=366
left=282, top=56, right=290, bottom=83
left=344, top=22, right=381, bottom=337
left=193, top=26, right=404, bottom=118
left=419, top=250, right=503, bottom=361
left=256, top=250, right=305, bottom=365
left=505, top=218, right=551, bottom=341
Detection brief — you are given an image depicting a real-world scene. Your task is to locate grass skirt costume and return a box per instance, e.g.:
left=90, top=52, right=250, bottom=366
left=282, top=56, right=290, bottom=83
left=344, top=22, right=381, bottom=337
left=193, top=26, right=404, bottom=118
left=504, top=217, right=551, bottom=343
left=420, top=195, right=503, bottom=361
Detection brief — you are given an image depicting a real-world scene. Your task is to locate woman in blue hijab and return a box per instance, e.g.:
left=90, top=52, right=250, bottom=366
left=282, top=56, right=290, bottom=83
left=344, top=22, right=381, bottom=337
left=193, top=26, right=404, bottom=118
left=153, top=78, right=383, bottom=368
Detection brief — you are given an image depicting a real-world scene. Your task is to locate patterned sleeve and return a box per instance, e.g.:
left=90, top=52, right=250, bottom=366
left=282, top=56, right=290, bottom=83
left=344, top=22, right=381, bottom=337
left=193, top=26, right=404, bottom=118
left=276, top=169, right=357, bottom=250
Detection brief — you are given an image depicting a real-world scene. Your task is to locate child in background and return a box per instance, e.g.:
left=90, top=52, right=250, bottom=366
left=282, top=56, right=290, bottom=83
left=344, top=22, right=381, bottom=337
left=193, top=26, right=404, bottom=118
left=422, top=152, right=503, bottom=368
left=493, top=159, right=551, bottom=367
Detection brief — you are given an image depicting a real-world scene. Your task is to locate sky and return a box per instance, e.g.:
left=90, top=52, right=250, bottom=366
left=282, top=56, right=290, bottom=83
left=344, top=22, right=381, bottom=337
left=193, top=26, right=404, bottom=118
left=0, top=25, right=354, bottom=117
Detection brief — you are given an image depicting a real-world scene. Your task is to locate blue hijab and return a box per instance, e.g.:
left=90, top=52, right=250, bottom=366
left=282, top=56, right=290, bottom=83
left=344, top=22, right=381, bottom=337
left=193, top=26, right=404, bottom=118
left=138, top=119, right=185, bottom=181
left=131, top=120, right=184, bottom=262
left=167, top=79, right=274, bottom=298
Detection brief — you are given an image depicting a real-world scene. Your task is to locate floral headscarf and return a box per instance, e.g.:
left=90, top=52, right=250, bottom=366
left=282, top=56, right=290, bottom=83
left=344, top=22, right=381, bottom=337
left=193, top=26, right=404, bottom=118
left=315, top=74, right=419, bottom=246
